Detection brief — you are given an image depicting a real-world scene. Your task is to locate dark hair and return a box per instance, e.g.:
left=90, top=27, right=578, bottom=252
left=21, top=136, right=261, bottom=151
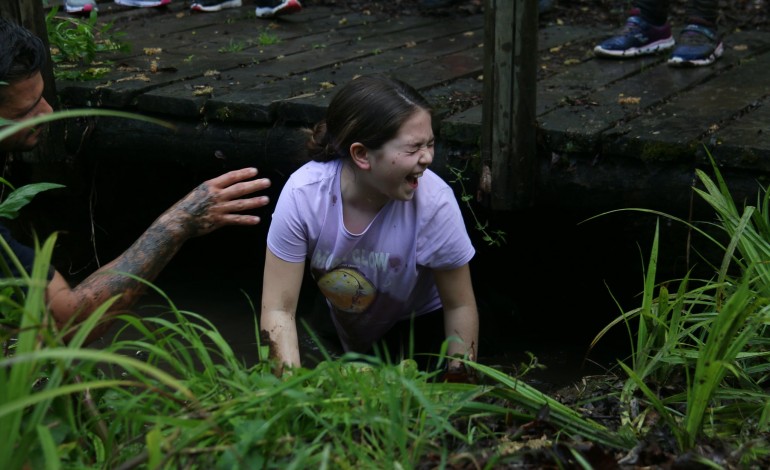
left=0, top=18, right=47, bottom=105
left=306, top=75, right=431, bottom=162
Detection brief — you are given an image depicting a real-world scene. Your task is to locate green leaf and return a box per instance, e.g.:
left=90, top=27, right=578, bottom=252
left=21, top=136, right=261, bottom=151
left=0, top=183, right=65, bottom=220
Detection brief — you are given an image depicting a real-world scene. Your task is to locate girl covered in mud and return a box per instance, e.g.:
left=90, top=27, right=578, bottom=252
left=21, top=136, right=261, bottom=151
left=260, top=74, right=478, bottom=377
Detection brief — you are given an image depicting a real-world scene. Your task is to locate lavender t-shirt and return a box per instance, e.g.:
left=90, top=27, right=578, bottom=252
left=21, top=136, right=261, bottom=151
left=267, top=159, right=475, bottom=352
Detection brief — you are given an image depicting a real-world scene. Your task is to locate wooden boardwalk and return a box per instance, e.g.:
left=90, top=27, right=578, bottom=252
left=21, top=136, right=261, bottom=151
left=52, top=1, right=770, bottom=213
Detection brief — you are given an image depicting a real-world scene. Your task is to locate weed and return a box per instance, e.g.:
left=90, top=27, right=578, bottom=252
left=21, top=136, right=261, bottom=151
left=257, top=30, right=281, bottom=46
left=45, top=8, right=129, bottom=81
left=447, top=163, right=507, bottom=247
left=218, top=39, right=246, bottom=53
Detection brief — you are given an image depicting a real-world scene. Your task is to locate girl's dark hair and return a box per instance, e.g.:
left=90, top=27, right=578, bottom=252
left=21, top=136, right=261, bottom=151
left=0, top=18, right=47, bottom=105
left=306, top=75, right=431, bottom=162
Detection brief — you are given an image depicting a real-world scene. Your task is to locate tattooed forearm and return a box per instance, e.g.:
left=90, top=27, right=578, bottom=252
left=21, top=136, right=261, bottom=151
left=50, top=167, right=269, bottom=344
left=174, top=184, right=216, bottom=236
left=72, top=214, right=187, bottom=314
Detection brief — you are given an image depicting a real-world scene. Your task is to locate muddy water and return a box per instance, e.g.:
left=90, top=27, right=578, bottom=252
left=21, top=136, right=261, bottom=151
left=93, top=203, right=682, bottom=391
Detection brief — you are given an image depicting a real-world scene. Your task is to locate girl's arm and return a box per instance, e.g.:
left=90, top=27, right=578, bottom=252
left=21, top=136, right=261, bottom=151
left=434, top=263, right=479, bottom=373
left=260, top=247, right=306, bottom=374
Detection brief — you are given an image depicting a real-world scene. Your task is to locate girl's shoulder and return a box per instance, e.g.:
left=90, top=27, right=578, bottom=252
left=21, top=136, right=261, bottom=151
left=415, top=169, right=455, bottom=206
left=421, top=169, right=451, bottom=189
left=287, top=159, right=341, bottom=188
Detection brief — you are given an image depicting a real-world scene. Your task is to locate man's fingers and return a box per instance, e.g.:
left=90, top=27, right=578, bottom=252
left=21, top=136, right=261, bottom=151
left=217, top=214, right=262, bottom=226
left=209, top=195, right=270, bottom=217
left=208, top=167, right=261, bottom=188
left=212, top=177, right=272, bottom=202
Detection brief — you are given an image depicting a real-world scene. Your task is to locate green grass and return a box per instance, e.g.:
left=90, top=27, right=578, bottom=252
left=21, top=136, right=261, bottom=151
left=589, top=153, right=770, bottom=455
left=218, top=39, right=246, bottom=54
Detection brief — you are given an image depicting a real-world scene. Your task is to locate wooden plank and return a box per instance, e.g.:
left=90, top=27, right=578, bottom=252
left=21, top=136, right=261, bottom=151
left=57, top=9, right=406, bottom=108
left=57, top=12, right=456, bottom=109
left=711, top=99, right=770, bottom=172
left=440, top=23, right=616, bottom=146
left=104, top=8, right=385, bottom=59
left=135, top=15, right=483, bottom=120
left=538, top=53, right=665, bottom=115
left=540, top=29, right=770, bottom=157
left=603, top=44, right=770, bottom=164
left=481, top=0, right=538, bottom=210
left=268, top=39, right=485, bottom=124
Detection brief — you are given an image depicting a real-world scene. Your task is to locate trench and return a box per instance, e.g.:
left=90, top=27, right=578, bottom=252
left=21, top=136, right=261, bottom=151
left=16, top=140, right=711, bottom=390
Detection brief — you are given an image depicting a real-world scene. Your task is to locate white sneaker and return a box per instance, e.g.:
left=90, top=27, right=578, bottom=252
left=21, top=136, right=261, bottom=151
left=255, top=0, right=302, bottom=19
left=65, top=0, right=98, bottom=13
left=115, top=0, right=171, bottom=7
left=190, top=0, right=242, bottom=12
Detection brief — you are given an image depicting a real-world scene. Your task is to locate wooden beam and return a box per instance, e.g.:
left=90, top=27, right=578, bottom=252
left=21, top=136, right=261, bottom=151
left=482, top=0, right=538, bottom=210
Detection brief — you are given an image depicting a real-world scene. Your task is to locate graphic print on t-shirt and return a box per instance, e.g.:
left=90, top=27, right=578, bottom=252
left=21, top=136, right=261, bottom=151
left=316, top=266, right=377, bottom=314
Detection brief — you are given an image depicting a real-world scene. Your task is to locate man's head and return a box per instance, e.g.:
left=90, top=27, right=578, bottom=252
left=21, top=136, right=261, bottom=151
left=0, top=18, right=53, bottom=152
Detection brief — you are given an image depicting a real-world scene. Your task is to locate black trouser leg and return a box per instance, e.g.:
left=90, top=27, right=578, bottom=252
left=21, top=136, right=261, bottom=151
left=634, top=0, right=670, bottom=26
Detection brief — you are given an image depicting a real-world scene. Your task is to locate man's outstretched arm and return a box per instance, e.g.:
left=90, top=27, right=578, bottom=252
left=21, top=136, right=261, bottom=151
left=46, top=167, right=271, bottom=344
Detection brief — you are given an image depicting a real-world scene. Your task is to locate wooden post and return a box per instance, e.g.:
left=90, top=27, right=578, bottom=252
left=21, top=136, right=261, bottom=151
left=482, top=0, right=538, bottom=210
left=0, top=0, right=57, bottom=105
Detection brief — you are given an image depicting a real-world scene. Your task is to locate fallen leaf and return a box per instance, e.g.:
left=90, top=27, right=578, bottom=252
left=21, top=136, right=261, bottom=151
left=116, top=74, right=150, bottom=83
left=193, top=85, right=214, bottom=96
left=143, top=47, right=162, bottom=55
left=618, top=95, right=641, bottom=105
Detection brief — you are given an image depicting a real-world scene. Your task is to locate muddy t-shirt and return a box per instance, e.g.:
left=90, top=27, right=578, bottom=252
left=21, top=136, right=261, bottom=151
left=267, top=159, right=475, bottom=353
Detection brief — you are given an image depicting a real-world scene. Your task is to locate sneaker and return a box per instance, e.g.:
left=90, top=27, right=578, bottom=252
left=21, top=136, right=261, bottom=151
left=191, top=0, right=241, bottom=12
left=667, top=23, right=723, bottom=67
left=65, top=0, right=98, bottom=13
left=594, top=9, right=675, bottom=58
left=114, top=0, right=171, bottom=7
left=255, top=0, right=301, bottom=18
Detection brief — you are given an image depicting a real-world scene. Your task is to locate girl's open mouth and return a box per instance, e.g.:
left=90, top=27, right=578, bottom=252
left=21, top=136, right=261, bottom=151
left=406, top=173, right=421, bottom=189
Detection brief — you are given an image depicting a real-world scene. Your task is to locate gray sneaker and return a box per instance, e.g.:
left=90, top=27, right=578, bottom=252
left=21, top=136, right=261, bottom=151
left=667, top=23, right=723, bottom=67
left=65, top=0, right=98, bottom=13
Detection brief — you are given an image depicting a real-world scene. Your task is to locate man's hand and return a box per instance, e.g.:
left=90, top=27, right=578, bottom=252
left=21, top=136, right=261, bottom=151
left=169, top=167, right=271, bottom=238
